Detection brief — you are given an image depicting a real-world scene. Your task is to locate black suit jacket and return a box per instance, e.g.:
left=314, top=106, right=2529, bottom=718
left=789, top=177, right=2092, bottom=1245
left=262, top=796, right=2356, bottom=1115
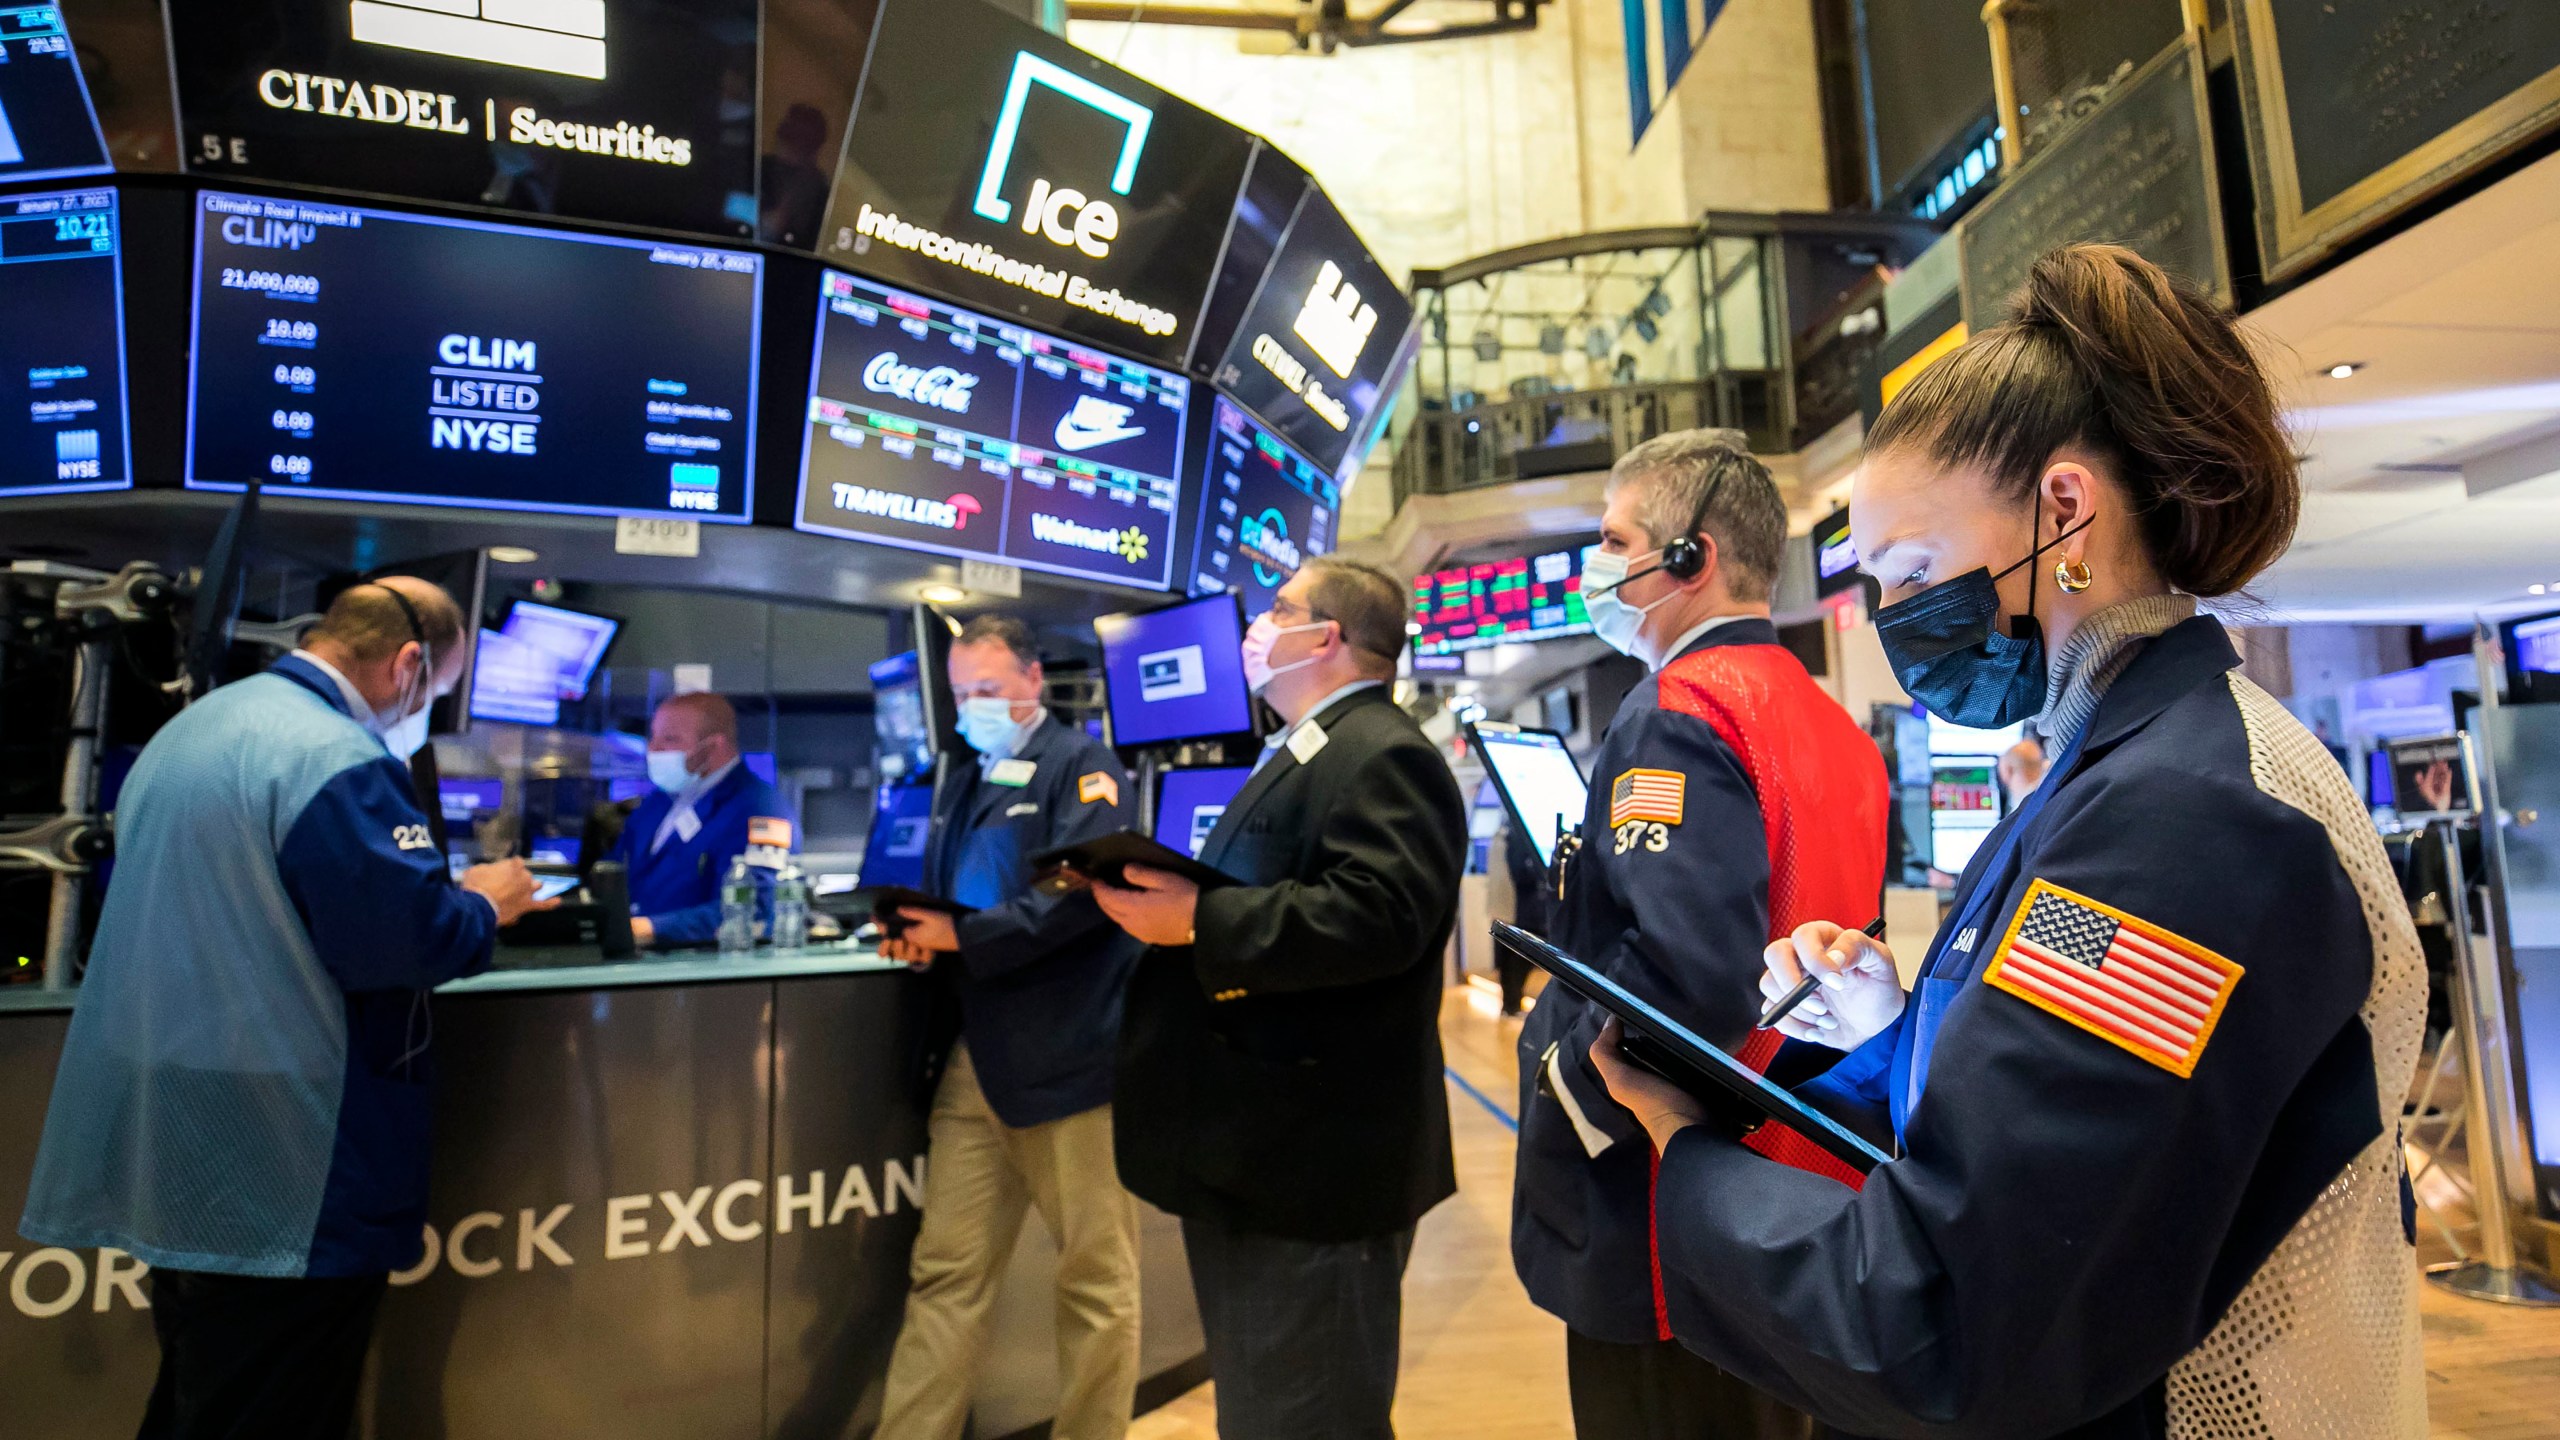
left=1114, top=684, right=1467, bottom=1241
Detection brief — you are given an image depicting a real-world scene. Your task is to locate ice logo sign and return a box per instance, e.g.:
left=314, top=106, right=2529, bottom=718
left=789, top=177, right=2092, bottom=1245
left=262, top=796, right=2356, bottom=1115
left=1292, top=262, right=1378, bottom=380
left=1052, top=394, right=1144, bottom=452
left=350, top=0, right=610, bottom=81
left=971, top=52, right=1152, bottom=261
left=862, top=353, right=977, bottom=415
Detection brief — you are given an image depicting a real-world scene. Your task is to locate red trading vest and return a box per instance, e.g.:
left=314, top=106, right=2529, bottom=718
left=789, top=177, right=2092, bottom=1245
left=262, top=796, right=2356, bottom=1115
left=1643, top=641, right=1892, bottom=1336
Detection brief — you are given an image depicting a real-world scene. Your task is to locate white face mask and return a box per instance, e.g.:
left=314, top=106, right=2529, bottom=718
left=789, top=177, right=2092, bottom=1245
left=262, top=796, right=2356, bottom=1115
left=1241, top=613, right=1330, bottom=694
left=956, top=695, right=1030, bottom=758
left=1579, top=548, right=1677, bottom=662
left=366, top=643, right=435, bottom=759
left=646, top=749, right=697, bottom=794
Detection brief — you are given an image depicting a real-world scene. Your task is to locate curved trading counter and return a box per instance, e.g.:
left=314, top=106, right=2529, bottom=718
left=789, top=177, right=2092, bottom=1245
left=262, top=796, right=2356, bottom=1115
left=0, top=947, right=1204, bottom=1440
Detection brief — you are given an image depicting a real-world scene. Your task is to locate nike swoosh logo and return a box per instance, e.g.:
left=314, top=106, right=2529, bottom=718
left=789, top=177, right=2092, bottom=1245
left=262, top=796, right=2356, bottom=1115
left=1054, top=418, right=1146, bottom=452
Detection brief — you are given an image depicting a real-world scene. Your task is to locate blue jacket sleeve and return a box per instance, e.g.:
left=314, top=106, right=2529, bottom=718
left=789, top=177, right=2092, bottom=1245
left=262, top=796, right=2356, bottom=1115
left=953, top=747, right=1129, bottom=982
left=1649, top=763, right=2388, bottom=1438
left=1539, top=707, right=1772, bottom=1151
left=643, top=796, right=787, bottom=947
left=278, top=757, right=497, bottom=992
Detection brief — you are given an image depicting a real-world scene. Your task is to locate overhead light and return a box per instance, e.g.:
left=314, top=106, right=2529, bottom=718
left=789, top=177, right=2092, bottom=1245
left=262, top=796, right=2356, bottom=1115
left=920, top=584, right=967, bottom=604
left=2535, top=584, right=2550, bottom=596
left=1471, top=329, right=1501, bottom=363
left=2326, top=362, right=2364, bottom=379
left=488, top=545, right=540, bottom=564
left=1406, top=622, right=1423, bottom=635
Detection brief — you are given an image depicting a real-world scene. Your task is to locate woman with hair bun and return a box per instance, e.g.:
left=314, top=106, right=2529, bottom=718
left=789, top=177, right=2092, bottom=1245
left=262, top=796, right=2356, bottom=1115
left=1591, top=244, right=2426, bottom=1438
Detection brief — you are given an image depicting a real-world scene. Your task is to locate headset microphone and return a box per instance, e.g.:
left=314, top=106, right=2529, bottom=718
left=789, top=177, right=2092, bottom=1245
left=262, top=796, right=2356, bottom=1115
left=1593, top=468, right=1726, bottom=597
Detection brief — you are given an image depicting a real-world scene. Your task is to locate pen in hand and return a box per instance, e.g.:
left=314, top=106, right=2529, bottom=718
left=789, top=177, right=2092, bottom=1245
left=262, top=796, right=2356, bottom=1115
left=1756, top=916, right=1888, bottom=1030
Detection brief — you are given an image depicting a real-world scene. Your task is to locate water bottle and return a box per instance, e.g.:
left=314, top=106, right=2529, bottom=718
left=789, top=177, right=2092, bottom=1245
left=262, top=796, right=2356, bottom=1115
left=772, top=859, right=810, bottom=953
left=717, top=855, right=758, bottom=956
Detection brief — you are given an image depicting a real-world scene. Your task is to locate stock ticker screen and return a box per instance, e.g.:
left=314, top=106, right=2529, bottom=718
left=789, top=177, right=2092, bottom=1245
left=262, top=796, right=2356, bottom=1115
left=1410, top=544, right=1593, bottom=658
left=185, top=191, right=762, bottom=519
left=1188, top=396, right=1335, bottom=619
left=1, top=188, right=128, bottom=497
left=0, top=6, right=109, bottom=184
left=795, top=268, right=1189, bottom=590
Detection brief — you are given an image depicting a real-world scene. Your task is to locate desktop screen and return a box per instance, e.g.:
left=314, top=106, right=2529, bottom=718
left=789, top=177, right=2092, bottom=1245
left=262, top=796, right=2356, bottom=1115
left=1094, top=593, right=1256, bottom=747
left=498, top=600, right=619, bottom=699
left=1154, top=766, right=1252, bottom=858
left=1473, top=726, right=1588, bottom=866
left=859, top=781, right=936, bottom=890
left=1, top=186, right=127, bottom=497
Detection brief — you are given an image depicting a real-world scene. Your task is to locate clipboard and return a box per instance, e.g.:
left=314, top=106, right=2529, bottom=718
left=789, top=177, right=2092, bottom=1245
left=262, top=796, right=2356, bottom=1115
left=1495, top=922, right=1890, bottom=1174
left=1031, top=830, right=1240, bottom=896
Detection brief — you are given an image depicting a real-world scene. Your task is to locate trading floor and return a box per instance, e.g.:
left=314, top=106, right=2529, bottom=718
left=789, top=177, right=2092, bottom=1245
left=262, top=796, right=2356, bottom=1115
left=1131, top=988, right=2560, bottom=1440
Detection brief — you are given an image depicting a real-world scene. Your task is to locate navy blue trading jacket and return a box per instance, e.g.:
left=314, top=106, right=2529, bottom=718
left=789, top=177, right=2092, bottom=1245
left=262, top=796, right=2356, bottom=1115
left=923, top=715, right=1139, bottom=1128
left=1650, top=616, right=2427, bottom=1438
left=608, top=762, right=794, bottom=945
left=21, top=655, right=498, bottom=1277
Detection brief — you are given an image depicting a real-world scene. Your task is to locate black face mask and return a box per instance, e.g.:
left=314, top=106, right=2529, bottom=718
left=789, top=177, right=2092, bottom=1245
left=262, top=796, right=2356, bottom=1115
left=1873, top=515, right=2094, bottom=730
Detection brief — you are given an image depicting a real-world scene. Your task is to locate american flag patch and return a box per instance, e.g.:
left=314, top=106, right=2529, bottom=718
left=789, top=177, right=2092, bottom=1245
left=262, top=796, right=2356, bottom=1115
left=1078, top=771, right=1120, bottom=807
left=1609, top=768, right=1685, bottom=828
left=1984, top=880, right=2243, bottom=1078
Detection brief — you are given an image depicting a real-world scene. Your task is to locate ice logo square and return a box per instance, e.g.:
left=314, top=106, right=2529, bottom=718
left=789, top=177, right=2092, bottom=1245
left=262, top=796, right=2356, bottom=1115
left=1137, top=645, right=1206, bottom=703
left=350, top=0, right=609, bottom=81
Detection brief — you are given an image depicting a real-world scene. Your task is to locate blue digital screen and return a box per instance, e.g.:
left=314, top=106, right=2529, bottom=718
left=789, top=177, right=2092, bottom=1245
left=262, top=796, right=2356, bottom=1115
left=1153, top=765, right=1252, bottom=857
left=859, top=780, right=936, bottom=890
left=185, top=191, right=762, bottom=520
left=1095, top=592, right=1255, bottom=747
left=0, top=6, right=109, bottom=185
left=1, top=187, right=127, bottom=497
left=438, top=778, right=505, bottom=825
left=498, top=600, right=618, bottom=698
left=467, top=628, right=563, bottom=726
left=1189, top=395, right=1336, bottom=619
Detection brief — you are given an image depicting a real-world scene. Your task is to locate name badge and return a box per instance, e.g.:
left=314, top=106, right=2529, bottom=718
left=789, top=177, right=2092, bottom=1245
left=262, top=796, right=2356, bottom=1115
left=1287, top=721, right=1329, bottom=765
left=672, top=808, right=701, bottom=843
left=989, top=758, right=1037, bottom=787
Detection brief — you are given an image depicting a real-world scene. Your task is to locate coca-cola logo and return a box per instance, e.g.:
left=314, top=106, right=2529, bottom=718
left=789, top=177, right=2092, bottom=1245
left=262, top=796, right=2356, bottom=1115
left=862, top=352, right=977, bottom=414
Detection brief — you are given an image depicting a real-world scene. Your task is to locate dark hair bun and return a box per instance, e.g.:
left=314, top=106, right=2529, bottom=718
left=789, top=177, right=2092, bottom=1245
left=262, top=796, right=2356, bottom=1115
left=1869, top=243, right=2298, bottom=598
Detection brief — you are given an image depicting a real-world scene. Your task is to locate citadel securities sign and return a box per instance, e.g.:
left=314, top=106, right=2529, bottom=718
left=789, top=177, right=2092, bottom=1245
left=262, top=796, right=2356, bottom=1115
left=822, top=0, right=1257, bottom=367
left=1213, top=181, right=1414, bottom=478
left=164, top=0, right=758, bottom=237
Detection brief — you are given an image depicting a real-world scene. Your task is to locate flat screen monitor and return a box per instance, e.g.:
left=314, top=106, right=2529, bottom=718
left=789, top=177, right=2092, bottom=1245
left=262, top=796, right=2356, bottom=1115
left=1154, top=765, right=1252, bottom=858
left=497, top=600, right=618, bottom=698
left=1093, top=592, right=1255, bottom=748
left=1209, top=181, right=1412, bottom=477
left=870, top=650, right=932, bottom=783
left=817, top=0, right=1257, bottom=367
left=0, top=5, right=108, bottom=183
left=858, top=780, right=935, bottom=890
left=466, top=627, right=564, bottom=726
left=0, top=186, right=127, bottom=497
left=185, top=191, right=762, bottom=520
left=2385, top=734, right=2475, bottom=818
left=1188, top=395, right=1337, bottom=619
left=1469, top=723, right=1589, bottom=867
left=2365, top=747, right=2393, bottom=808
left=164, top=0, right=759, bottom=237
left=1810, top=505, right=1861, bottom=598
left=795, top=269, right=1190, bottom=589
left=1928, top=755, right=1999, bottom=873
left=1410, top=544, right=1592, bottom=658
left=437, top=777, right=504, bottom=826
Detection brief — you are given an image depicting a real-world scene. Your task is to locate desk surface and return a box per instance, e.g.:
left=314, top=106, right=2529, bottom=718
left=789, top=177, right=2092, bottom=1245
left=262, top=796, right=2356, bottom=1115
left=0, top=941, right=903, bottom=1015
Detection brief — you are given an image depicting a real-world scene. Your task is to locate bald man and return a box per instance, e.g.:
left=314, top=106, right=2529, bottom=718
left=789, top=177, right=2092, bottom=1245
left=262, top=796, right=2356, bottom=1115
left=1998, top=737, right=2049, bottom=807
left=608, top=691, right=795, bottom=947
left=20, top=576, right=553, bottom=1440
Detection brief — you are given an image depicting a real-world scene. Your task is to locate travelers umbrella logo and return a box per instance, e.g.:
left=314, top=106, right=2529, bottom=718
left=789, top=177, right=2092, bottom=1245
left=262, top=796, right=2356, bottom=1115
left=351, top=0, right=610, bottom=80
left=829, top=484, right=982, bottom=531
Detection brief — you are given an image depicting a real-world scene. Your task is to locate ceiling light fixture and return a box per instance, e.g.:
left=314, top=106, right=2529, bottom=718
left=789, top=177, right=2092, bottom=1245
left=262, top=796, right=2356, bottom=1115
left=2534, top=584, right=2548, bottom=596
left=920, top=583, right=967, bottom=604
left=488, top=545, right=540, bottom=564
left=2326, top=362, right=2363, bottom=379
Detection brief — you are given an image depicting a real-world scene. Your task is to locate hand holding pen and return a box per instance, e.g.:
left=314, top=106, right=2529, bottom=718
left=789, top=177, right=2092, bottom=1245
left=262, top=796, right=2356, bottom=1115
left=1756, top=917, right=1900, bottom=1050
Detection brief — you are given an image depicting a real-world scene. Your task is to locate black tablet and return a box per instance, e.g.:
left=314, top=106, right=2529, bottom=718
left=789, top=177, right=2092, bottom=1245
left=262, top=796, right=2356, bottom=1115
left=1495, top=922, right=1890, bottom=1174
left=1031, top=830, right=1239, bottom=896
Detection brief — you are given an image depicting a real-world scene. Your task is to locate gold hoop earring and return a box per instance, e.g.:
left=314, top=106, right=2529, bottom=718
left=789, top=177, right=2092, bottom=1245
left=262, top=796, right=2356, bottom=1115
left=2054, top=557, right=2095, bottom=594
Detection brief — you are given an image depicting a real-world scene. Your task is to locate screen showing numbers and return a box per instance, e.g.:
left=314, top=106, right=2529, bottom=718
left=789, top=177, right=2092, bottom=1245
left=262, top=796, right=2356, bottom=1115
left=185, top=191, right=762, bottom=521
left=0, top=6, right=109, bottom=184
left=0, top=187, right=128, bottom=497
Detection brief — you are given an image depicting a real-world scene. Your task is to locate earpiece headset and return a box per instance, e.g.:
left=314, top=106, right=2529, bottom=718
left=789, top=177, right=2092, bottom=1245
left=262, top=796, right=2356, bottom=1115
left=1599, top=466, right=1728, bottom=596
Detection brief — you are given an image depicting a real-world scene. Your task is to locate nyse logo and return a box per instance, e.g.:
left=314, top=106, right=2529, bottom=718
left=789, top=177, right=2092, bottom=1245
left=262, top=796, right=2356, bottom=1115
left=1052, top=394, right=1145, bottom=452
left=971, top=51, right=1153, bottom=260
left=1293, top=261, right=1378, bottom=379
left=350, top=0, right=609, bottom=81
left=862, top=353, right=977, bottom=414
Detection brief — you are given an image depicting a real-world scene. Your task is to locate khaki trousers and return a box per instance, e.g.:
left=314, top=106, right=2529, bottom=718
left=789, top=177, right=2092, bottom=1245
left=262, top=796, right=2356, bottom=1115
left=876, top=1044, right=1142, bottom=1440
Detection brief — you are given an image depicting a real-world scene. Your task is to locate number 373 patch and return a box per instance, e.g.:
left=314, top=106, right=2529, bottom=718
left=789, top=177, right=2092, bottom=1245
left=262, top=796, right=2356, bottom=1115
left=1608, top=768, right=1683, bottom=855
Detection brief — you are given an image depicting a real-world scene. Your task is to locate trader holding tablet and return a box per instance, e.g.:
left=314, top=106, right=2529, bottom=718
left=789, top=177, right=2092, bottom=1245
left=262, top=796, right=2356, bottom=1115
left=1511, top=431, right=1887, bottom=1439
left=1094, top=558, right=1466, bottom=1440
left=872, top=614, right=1145, bottom=1440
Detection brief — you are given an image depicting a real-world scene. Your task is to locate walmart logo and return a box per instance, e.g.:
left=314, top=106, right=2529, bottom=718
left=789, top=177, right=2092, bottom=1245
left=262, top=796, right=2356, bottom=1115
left=1031, top=512, right=1150, bottom=567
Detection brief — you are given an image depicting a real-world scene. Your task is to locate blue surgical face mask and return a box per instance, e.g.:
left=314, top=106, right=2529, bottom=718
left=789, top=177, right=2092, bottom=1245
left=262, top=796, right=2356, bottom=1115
left=1579, top=548, right=1676, bottom=661
left=646, top=749, right=696, bottom=794
left=958, top=696, right=1028, bottom=758
left=1873, top=515, right=2094, bottom=729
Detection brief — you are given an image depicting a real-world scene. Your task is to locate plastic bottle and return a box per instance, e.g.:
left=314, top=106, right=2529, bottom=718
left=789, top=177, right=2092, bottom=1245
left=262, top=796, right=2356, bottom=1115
left=717, top=855, right=758, bottom=956
left=772, top=859, right=810, bottom=953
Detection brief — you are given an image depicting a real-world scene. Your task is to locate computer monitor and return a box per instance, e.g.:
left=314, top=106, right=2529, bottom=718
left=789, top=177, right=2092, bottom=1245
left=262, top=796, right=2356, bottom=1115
left=1928, top=756, right=2000, bottom=873
left=1468, top=723, right=1589, bottom=867
left=1154, top=765, right=1253, bottom=858
left=1094, top=592, right=1257, bottom=748
left=2366, top=748, right=2394, bottom=808
left=497, top=601, right=619, bottom=700
left=858, top=781, right=936, bottom=890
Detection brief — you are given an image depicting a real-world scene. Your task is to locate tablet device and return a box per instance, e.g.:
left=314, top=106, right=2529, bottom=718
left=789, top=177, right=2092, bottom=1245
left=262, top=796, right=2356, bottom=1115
left=1468, top=722, right=1589, bottom=866
left=1493, top=922, right=1890, bottom=1174
left=532, top=874, right=582, bottom=903
left=1031, top=830, right=1240, bottom=896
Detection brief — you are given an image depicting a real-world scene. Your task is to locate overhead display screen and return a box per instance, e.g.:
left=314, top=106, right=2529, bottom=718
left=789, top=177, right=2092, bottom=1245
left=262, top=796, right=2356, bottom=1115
left=1, top=187, right=128, bottom=497
left=1095, top=592, right=1255, bottom=748
left=818, top=0, right=1257, bottom=367
left=164, top=0, right=759, bottom=236
left=1411, top=544, right=1593, bottom=658
left=0, top=5, right=110, bottom=182
left=1188, top=396, right=1336, bottom=620
left=186, top=190, right=761, bottom=520
left=1210, top=182, right=1412, bottom=477
left=796, top=268, right=1189, bottom=589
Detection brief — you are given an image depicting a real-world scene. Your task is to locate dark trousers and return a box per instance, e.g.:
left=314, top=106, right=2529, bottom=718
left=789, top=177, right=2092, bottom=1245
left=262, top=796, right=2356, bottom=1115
left=1181, top=1214, right=1416, bottom=1440
left=1567, top=1329, right=1813, bottom=1440
left=139, top=1269, right=387, bottom=1440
